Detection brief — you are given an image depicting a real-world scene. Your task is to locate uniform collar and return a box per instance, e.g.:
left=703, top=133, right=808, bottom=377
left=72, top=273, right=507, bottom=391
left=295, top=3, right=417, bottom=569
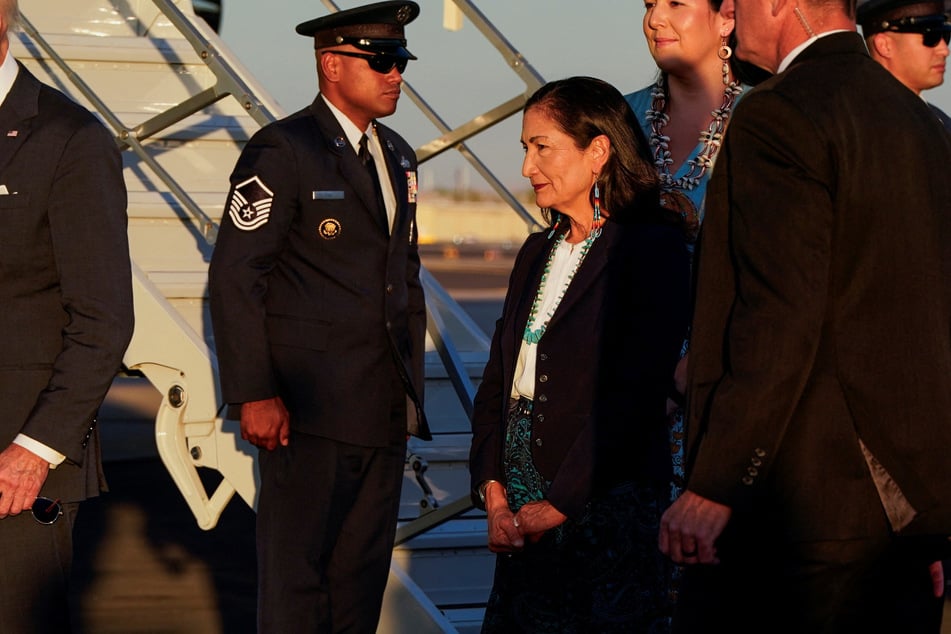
left=320, top=94, right=374, bottom=154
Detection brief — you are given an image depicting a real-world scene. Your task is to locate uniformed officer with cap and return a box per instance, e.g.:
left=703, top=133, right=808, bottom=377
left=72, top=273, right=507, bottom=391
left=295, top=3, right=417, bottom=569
left=208, top=2, right=429, bottom=631
left=858, top=0, right=951, bottom=131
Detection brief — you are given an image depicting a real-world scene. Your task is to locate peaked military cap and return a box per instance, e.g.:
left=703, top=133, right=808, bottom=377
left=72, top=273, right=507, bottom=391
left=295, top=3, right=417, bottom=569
left=295, top=1, right=419, bottom=59
left=857, top=0, right=951, bottom=32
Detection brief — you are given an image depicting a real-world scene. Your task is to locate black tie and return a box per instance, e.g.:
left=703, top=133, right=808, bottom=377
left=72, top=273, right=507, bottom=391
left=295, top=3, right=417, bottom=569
left=359, top=133, right=389, bottom=233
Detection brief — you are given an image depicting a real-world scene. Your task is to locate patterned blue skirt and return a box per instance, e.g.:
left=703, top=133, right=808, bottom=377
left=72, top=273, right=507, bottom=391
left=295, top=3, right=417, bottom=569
left=482, top=398, right=673, bottom=633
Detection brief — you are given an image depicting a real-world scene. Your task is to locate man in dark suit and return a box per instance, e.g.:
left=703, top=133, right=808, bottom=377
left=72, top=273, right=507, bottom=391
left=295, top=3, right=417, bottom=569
left=858, top=0, right=951, bottom=132
left=0, top=1, right=133, bottom=631
left=659, top=0, right=951, bottom=631
left=208, top=2, right=429, bottom=631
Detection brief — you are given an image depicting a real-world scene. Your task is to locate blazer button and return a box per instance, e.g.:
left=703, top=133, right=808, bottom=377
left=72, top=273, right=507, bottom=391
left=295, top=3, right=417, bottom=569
left=386, top=283, right=394, bottom=294
left=536, top=414, right=545, bottom=423
left=754, top=448, right=767, bottom=458
left=747, top=466, right=759, bottom=477
left=751, top=457, right=762, bottom=467
left=538, top=374, right=549, bottom=383
left=535, top=438, right=543, bottom=447
left=539, top=353, right=549, bottom=362
left=537, top=394, right=548, bottom=403
left=742, top=476, right=754, bottom=486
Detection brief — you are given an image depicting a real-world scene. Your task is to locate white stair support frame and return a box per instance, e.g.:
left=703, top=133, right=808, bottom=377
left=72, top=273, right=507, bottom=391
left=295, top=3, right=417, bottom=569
left=124, top=263, right=258, bottom=528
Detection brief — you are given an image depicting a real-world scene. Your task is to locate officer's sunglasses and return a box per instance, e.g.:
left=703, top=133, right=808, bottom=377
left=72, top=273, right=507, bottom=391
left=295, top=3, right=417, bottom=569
left=921, top=29, right=951, bottom=47
left=323, top=50, right=408, bottom=74
left=31, top=496, right=63, bottom=525
left=881, top=15, right=951, bottom=48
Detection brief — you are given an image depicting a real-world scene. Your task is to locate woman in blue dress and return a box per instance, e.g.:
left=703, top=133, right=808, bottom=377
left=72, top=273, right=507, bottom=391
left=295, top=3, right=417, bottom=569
left=626, top=0, right=748, bottom=502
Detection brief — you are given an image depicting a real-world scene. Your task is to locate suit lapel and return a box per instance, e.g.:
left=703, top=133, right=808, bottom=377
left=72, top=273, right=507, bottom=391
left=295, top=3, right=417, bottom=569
left=543, top=221, right=617, bottom=333
left=502, top=234, right=550, bottom=358
left=0, top=63, right=39, bottom=178
left=504, top=224, right=617, bottom=352
left=378, top=125, right=410, bottom=237
left=378, top=123, right=420, bottom=245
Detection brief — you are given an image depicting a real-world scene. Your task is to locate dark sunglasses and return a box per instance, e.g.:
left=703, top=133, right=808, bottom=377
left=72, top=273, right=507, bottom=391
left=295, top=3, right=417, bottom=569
left=921, top=30, right=951, bottom=47
left=31, top=496, right=63, bottom=525
left=324, top=51, right=408, bottom=74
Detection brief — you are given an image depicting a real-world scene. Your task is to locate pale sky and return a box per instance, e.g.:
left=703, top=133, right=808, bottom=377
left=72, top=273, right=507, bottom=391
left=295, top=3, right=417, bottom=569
left=218, top=1, right=951, bottom=193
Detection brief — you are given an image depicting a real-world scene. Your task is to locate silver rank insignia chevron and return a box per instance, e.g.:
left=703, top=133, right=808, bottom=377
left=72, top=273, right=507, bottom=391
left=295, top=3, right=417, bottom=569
left=228, top=175, right=274, bottom=231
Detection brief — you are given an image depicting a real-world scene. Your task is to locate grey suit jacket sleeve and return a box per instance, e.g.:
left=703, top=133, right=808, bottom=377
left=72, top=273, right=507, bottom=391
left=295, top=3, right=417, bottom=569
left=21, top=112, right=133, bottom=463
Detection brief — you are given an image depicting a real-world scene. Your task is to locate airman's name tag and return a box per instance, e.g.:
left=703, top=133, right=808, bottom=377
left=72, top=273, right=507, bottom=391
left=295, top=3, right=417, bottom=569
left=313, top=190, right=344, bottom=200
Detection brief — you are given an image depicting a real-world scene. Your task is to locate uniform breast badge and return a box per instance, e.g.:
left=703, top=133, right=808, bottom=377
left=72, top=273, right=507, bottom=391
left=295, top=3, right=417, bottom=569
left=319, top=218, right=342, bottom=239
left=406, top=170, right=417, bottom=203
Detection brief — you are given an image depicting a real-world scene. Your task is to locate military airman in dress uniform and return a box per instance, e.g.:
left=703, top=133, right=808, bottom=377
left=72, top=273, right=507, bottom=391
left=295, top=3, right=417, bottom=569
left=858, top=0, right=951, bottom=131
left=208, top=2, right=429, bottom=631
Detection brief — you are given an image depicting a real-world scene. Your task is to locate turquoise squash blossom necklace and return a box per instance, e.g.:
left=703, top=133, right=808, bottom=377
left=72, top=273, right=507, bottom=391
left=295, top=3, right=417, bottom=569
left=522, top=230, right=597, bottom=345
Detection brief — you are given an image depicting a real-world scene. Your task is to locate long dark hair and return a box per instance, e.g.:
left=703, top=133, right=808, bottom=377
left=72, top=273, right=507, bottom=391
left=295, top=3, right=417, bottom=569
left=524, top=76, right=661, bottom=225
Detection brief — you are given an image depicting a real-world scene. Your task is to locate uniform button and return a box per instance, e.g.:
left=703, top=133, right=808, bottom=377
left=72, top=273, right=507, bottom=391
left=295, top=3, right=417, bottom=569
left=747, top=467, right=759, bottom=477
left=754, top=448, right=766, bottom=457
left=742, top=476, right=754, bottom=486
left=537, top=394, right=548, bottom=403
left=535, top=438, right=543, bottom=447
left=385, top=321, right=392, bottom=330
left=536, top=414, right=545, bottom=423
left=386, top=283, right=394, bottom=294
left=539, top=374, right=548, bottom=383
left=539, top=353, right=549, bottom=361
left=751, top=458, right=762, bottom=467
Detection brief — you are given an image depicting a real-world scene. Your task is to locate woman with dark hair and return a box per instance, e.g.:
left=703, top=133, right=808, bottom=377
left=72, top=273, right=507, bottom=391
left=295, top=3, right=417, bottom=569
left=628, top=0, right=745, bottom=233
left=469, top=76, right=690, bottom=632
left=626, top=0, right=749, bottom=508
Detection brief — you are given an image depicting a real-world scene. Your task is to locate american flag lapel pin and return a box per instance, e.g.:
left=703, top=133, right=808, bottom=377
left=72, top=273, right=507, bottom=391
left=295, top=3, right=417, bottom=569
left=6, top=130, right=17, bottom=137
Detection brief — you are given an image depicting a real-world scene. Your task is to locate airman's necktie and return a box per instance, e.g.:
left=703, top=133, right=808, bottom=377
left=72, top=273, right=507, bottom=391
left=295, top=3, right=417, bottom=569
left=359, top=134, right=389, bottom=233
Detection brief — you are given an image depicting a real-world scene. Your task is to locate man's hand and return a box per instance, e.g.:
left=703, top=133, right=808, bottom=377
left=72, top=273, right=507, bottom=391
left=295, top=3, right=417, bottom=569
left=930, top=561, right=945, bottom=598
left=659, top=489, right=732, bottom=564
left=673, top=353, right=689, bottom=396
left=241, top=397, right=290, bottom=450
left=0, top=444, right=51, bottom=518
left=514, top=500, right=567, bottom=543
left=483, top=481, right=524, bottom=552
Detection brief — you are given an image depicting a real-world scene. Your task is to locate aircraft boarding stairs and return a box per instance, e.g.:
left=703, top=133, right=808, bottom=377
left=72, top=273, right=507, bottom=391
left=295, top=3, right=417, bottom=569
left=11, top=1, right=544, bottom=631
